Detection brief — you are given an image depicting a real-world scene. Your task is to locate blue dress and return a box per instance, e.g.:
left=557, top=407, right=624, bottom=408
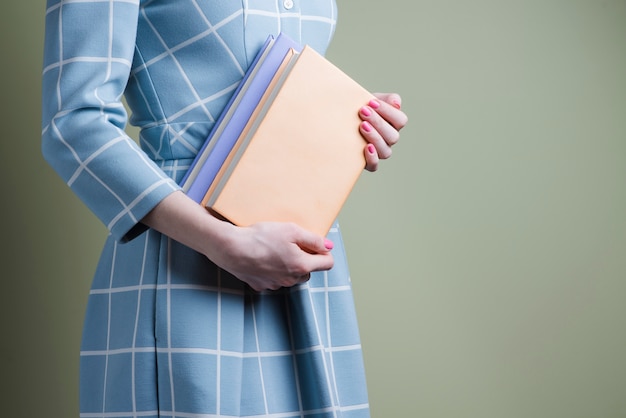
left=41, top=1, right=369, bottom=417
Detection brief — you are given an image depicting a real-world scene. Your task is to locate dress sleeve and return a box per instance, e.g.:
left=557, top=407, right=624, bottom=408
left=41, top=0, right=181, bottom=242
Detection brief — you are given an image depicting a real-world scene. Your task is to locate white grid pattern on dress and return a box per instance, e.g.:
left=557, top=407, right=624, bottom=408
left=43, top=0, right=369, bottom=416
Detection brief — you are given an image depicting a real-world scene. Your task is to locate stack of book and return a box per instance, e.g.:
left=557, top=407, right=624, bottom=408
left=180, top=33, right=374, bottom=236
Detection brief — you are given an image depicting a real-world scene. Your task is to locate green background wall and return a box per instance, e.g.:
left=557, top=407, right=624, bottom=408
left=2, top=1, right=625, bottom=417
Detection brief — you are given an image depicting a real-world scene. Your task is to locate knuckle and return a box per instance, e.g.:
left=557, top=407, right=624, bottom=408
left=387, top=131, right=400, bottom=146
left=391, top=112, right=408, bottom=130
left=380, top=147, right=393, bottom=160
left=326, top=259, right=335, bottom=270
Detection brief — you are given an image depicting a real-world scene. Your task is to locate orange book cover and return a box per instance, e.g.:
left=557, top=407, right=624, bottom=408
left=205, top=45, right=374, bottom=236
left=201, top=48, right=297, bottom=207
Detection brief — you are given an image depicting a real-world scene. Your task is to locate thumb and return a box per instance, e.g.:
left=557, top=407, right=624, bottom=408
left=293, top=229, right=334, bottom=255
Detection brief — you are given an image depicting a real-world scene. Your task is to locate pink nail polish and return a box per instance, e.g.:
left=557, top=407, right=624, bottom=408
left=324, top=238, right=334, bottom=250
left=367, top=144, right=376, bottom=154
left=361, top=121, right=372, bottom=132
left=360, top=106, right=372, bottom=117
left=368, top=99, right=380, bottom=109
left=392, top=100, right=401, bottom=109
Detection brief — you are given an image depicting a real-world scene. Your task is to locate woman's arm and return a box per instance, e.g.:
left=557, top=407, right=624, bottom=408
left=141, top=190, right=334, bottom=291
left=41, top=0, right=180, bottom=242
left=42, top=0, right=403, bottom=291
left=141, top=91, right=407, bottom=290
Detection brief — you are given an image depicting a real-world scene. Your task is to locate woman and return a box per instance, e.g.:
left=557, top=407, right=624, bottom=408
left=41, top=1, right=407, bottom=416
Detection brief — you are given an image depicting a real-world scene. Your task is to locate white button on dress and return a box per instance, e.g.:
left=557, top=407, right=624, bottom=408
left=283, top=0, right=294, bottom=10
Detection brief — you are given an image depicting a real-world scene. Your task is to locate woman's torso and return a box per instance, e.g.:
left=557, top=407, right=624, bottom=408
left=125, top=0, right=338, bottom=178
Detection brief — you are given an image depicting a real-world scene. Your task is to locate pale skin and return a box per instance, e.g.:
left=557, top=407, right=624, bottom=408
left=142, top=92, right=408, bottom=291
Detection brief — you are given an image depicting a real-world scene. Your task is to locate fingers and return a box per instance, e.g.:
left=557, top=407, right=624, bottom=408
left=360, top=103, right=394, bottom=159
left=358, top=93, right=408, bottom=172
left=268, top=272, right=311, bottom=292
left=373, top=92, right=407, bottom=126
left=292, top=229, right=335, bottom=270
left=262, top=246, right=332, bottom=291
left=292, top=252, right=334, bottom=275
left=290, top=223, right=333, bottom=252
left=364, top=142, right=380, bottom=172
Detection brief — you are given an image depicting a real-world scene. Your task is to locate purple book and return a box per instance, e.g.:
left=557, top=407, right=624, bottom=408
left=181, top=33, right=303, bottom=203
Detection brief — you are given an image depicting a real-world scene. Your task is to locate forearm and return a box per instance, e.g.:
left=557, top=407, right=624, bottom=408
left=140, top=190, right=334, bottom=291
left=141, top=190, right=234, bottom=262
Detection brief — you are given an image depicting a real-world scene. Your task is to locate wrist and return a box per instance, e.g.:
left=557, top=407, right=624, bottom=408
left=141, top=190, right=234, bottom=258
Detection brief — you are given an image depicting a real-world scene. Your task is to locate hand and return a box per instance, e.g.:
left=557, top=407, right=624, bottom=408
left=141, top=191, right=334, bottom=292
left=213, top=221, right=335, bottom=292
left=359, top=92, right=408, bottom=171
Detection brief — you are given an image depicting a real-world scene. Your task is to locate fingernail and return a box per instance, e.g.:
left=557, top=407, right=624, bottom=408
left=392, top=100, right=401, bottom=109
left=368, top=99, right=380, bottom=109
left=361, top=121, right=372, bottom=132
left=360, top=106, right=372, bottom=117
left=324, top=238, right=334, bottom=250
left=367, top=144, right=376, bottom=154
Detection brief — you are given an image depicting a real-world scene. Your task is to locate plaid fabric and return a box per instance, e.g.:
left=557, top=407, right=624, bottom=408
left=42, top=0, right=370, bottom=417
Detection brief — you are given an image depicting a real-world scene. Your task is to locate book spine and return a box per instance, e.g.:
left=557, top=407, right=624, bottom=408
left=182, top=33, right=302, bottom=203
left=179, top=35, right=274, bottom=197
